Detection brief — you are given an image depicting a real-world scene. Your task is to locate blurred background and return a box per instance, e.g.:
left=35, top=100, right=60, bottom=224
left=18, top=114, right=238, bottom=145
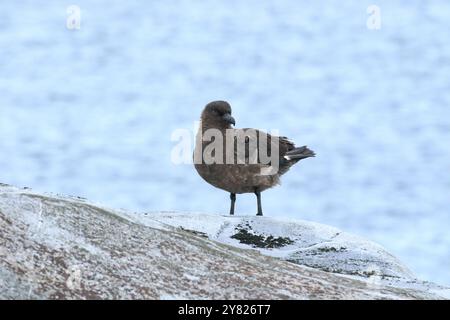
left=0, top=0, right=449, bottom=286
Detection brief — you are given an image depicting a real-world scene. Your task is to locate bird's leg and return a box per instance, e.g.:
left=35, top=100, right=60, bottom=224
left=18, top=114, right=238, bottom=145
left=229, top=193, right=236, bottom=216
left=254, top=189, right=263, bottom=216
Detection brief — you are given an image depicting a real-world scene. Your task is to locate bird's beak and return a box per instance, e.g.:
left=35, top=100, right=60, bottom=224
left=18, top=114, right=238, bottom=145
left=222, top=114, right=236, bottom=126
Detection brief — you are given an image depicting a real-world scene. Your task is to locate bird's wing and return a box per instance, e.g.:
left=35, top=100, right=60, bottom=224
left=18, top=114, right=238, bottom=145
left=230, top=129, right=296, bottom=164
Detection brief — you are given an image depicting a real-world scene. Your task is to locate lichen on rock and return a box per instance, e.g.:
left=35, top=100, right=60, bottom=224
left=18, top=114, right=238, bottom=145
left=230, top=224, right=294, bottom=248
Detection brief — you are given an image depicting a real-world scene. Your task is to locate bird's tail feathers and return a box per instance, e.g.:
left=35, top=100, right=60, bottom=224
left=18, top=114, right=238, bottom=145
left=284, top=146, right=316, bottom=161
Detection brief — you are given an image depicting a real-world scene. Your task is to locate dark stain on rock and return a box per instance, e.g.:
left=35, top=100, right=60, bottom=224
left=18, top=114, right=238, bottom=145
left=231, top=228, right=294, bottom=248
left=178, top=227, right=209, bottom=238
left=317, top=246, right=347, bottom=253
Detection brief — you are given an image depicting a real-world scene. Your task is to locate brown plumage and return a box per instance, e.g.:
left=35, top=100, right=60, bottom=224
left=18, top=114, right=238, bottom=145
left=194, top=100, right=315, bottom=216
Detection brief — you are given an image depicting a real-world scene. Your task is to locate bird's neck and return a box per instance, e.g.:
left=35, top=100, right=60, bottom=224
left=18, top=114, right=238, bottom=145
left=199, top=118, right=231, bottom=132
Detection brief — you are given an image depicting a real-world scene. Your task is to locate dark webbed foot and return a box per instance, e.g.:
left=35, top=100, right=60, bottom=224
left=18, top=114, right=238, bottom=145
left=254, top=189, right=263, bottom=216
left=229, top=193, right=236, bottom=215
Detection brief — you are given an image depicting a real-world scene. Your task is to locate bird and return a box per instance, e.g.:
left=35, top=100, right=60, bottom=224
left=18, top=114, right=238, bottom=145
left=194, top=100, right=315, bottom=216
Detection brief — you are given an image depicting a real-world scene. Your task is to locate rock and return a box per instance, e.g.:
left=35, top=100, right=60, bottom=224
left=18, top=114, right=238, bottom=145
left=145, top=212, right=416, bottom=280
left=0, top=184, right=448, bottom=299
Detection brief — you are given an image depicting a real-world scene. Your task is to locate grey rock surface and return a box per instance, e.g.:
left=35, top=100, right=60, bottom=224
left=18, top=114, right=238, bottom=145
left=0, top=184, right=448, bottom=299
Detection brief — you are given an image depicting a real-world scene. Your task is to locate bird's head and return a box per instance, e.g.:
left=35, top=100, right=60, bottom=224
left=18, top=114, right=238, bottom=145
left=201, top=100, right=235, bottom=128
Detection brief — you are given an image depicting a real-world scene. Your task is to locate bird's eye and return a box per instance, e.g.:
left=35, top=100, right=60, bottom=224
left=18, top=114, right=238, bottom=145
left=214, top=109, right=225, bottom=116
